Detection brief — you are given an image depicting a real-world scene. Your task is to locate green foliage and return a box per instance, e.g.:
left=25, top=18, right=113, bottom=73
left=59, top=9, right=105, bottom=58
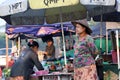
left=3, top=68, right=11, bottom=77
left=88, top=21, right=98, bottom=27
left=0, top=32, right=5, bottom=38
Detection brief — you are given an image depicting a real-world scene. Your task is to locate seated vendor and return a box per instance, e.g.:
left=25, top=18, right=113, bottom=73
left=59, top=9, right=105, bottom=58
left=44, top=39, right=55, bottom=60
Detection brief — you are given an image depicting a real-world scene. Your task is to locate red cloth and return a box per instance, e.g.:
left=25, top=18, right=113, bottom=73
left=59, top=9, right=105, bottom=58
left=8, top=60, right=14, bottom=67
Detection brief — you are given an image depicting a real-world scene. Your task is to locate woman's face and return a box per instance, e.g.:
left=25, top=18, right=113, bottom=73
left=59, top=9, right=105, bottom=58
left=75, top=24, right=86, bottom=34
left=32, top=46, right=39, bottom=53
left=47, top=41, right=52, bottom=46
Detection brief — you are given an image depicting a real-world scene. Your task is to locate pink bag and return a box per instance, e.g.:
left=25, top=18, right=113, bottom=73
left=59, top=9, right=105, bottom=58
left=35, top=70, right=49, bottom=76
left=111, top=50, right=117, bottom=64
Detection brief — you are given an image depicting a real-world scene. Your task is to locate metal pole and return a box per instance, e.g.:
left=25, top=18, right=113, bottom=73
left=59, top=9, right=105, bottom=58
left=116, top=30, right=120, bottom=79
left=59, top=7, right=67, bottom=72
left=18, top=37, right=21, bottom=56
left=12, top=40, right=14, bottom=47
left=106, top=29, right=108, bottom=54
left=5, top=34, right=8, bottom=68
left=100, top=6, right=103, bottom=54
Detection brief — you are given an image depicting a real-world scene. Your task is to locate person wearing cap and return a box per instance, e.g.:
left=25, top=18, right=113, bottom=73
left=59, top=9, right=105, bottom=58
left=71, top=19, right=98, bottom=80
left=10, top=40, right=44, bottom=80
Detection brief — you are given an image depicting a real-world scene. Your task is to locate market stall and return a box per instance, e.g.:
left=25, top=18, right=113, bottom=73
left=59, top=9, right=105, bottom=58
left=103, top=22, right=120, bottom=79
left=5, top=24, right=75, bottom=80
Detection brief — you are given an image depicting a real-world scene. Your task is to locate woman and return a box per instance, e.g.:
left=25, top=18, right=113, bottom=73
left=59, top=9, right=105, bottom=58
left=71, top=19, right=98, bottom=80
left=45, top=39, right=55, bottom=59
left=10, top=40, right=44, bottom=80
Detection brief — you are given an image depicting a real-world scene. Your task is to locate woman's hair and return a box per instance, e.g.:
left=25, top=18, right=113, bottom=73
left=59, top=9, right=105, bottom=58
left=46, top=38, right=54, bottom=43
left=27, top=40, right=39, bottom=48
left=80, top=24, right=91, bottom=35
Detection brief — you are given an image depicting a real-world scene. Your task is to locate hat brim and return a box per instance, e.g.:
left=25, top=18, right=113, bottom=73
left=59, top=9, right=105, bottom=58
left=71, top=21, right=92, bottom=35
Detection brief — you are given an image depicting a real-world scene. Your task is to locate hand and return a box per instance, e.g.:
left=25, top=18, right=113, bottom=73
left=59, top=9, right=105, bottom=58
left=43, top=51, right=46, bottom=54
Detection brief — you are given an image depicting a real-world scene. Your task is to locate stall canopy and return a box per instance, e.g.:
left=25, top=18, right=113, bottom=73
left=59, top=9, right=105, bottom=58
left=6, top=24, right=75, bottom=39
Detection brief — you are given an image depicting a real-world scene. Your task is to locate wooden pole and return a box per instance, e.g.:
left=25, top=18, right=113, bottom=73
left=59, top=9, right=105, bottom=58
left=5, top=34, right=8, bottom=68
left=18, top=37, right=21, bottom=56
left=116, top=30, right=120, bottom=79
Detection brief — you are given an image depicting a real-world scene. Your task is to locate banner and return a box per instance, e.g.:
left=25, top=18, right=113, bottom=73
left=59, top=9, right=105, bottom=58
left=29, top=0, right=79, bottom=9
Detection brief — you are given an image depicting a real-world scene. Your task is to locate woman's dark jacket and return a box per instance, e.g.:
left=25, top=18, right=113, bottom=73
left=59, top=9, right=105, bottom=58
left=10, top=48, right=44, bottom=80
left=45, top=45, right=55, bottom=59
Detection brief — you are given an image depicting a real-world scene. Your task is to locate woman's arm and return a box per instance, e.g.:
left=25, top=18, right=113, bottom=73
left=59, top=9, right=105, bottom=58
left=87, top=37, right=98, bottom=55
left=31, top=53, right=44, bottom=70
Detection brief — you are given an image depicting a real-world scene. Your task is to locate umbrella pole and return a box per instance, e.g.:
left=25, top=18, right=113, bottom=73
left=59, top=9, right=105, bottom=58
left=100, top=6, right=103, bottom=54
left=116, top=30, right=120, bottom=79
left=59, top=7, right=67, bottom=72
left=106, top=29, right=108, bottom=54
left=100, top=21, right=103, bottom=54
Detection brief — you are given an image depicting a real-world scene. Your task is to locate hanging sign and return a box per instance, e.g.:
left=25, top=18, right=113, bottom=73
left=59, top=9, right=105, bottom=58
left=80, top=0, right=115, bottom=6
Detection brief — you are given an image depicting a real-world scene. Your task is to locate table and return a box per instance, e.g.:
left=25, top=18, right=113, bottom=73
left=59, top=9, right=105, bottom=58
left=31, top=73, right=73, bottom=80
left=42, top=73, right=73, bottom=80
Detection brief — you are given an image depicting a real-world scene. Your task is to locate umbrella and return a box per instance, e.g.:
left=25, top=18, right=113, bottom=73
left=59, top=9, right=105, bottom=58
left=93, top=11, right=120, bottom=22
left=0, top=0, right=28, bottom=16
left=116, top=0, right=120, bottom=12
left=80, top=0, right=116, bottom=18
left=1, top=2, right=117, bottom=25
left=10, top=4, right=86, bottom=25
left=0, top=0, right=27, bottom=67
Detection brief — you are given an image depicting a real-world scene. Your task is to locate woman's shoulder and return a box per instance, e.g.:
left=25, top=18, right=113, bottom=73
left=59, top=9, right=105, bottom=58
left=86, top=35, right=94, bottom=42
left=87, top=35, right=93, bottom=39
left=23, top=48, right=35, bottom=55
